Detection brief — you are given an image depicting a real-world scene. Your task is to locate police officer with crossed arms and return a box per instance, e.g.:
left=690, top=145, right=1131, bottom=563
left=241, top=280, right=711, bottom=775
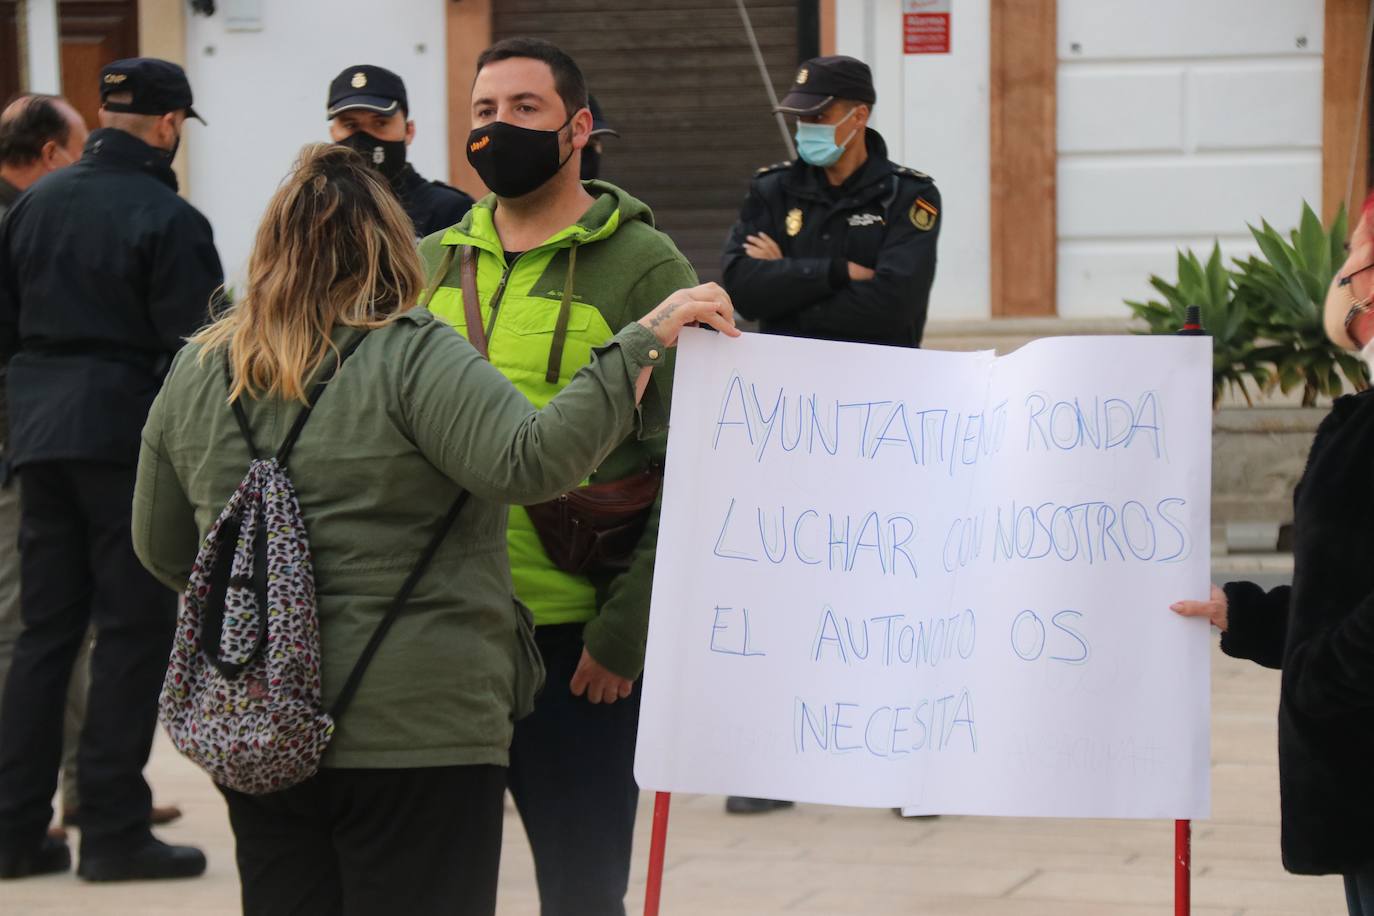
left=722, top=54, right=941, bottom=349
left=720, top=54, right=942, bottom=816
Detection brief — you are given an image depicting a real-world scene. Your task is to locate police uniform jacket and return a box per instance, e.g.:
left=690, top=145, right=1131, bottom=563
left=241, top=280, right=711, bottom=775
left=0, top=127, right=223, bottom=468
left=722, top=128, right=939, bottom=347
left=393, top=163, right=473, bottom=239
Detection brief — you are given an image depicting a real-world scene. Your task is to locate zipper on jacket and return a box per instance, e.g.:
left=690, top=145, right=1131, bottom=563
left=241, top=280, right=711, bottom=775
left=478, top=231, right=587, bottom=344
left=484, top=253, right=520, bottom=341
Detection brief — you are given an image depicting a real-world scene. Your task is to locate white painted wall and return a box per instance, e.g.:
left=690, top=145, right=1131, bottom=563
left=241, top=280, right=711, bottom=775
left=23, top=0, right=61, bottom=94
left=182, top=1, right=450, bottom=289
left=1056, top=0, right=1324, bottom=318
left=173, top=0, right=1321, bottom=317
left=836, top=0, right=992, bottom=320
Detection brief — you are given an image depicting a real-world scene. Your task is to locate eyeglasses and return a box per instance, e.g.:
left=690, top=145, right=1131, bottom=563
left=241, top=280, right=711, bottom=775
left=1340, top=263, right=1374, bottom=347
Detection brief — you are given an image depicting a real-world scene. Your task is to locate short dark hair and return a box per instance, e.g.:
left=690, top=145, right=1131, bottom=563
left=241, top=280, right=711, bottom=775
left=476, top=37, right=589, bottom=119
left=0, top=95, right=72, bottom=167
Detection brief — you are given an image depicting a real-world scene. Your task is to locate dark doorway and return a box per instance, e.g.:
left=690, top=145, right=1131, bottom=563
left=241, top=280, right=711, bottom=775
left=492, top=0, right=799, bottom=282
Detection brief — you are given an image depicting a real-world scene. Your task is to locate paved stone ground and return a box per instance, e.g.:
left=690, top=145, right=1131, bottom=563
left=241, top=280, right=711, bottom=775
left=0, top=643, right=1347, bottom=916
left=0, top=555, right=1349, bottom=915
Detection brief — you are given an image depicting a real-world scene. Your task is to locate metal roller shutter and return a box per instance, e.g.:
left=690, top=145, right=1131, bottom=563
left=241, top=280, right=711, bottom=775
left=492, top=0, right=798, bottom=282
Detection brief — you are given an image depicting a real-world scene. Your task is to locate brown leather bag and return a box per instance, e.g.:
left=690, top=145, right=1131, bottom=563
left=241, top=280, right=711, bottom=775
left=522, top=465, right=662, bottom=574
left=428, top=245, right=662, bottom=575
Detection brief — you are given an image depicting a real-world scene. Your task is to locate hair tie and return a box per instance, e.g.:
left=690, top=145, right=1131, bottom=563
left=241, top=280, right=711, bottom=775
left=311, top=174, right=328, bottom=195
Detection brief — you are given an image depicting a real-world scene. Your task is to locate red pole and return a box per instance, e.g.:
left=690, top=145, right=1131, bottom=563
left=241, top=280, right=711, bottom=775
left=1175, top=819, right=1191, bottom=915
left=643, top=792, right=672, bottom=916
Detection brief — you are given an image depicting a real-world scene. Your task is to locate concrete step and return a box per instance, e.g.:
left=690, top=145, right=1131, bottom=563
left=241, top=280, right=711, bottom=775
left=923, top=316, right=1138, bottom=354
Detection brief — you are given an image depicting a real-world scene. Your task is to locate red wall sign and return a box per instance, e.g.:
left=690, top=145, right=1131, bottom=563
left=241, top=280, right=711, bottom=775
left=903, top=0, right=951, bottom=54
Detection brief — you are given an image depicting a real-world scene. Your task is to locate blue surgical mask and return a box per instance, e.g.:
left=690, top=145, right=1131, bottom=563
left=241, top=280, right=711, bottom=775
left=794, top=106, right=861, bottom=167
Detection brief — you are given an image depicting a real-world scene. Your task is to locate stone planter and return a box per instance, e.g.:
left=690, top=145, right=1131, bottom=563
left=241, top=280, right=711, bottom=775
left=1212, top=406, right=1327, bottom=553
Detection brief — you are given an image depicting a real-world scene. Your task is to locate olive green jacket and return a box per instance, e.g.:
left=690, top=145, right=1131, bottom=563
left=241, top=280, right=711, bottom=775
left=132, top=309, right=664, bottom=768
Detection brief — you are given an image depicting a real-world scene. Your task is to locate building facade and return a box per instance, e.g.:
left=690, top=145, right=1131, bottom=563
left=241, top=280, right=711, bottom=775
left=2, top=0, right=1366, bottom=328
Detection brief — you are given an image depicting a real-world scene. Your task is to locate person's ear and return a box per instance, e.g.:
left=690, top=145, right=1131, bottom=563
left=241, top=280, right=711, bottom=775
left=569, top=107, right=593, bottom=151
left=405, top=119, right=416, bottom=147
left=39, top=139, right=61, bottom=169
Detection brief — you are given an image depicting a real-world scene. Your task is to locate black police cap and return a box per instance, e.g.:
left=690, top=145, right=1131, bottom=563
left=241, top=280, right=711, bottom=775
left=588, top=95, right=619, bottom=140
left=775, top=55, right=876, bottom=116
left=327, top=65, right=409, bottom=120
left=100, top=58, right=204, bottom=124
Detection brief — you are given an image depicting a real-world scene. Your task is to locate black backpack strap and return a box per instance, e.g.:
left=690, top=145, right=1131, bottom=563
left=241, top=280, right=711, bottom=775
left=329, top=489, right=472, bottom=722
left=222, top=331, right=368, bottom=463
left=275, top=331, right=371, bottom=466
left=224, top=355, right=261, bottom=459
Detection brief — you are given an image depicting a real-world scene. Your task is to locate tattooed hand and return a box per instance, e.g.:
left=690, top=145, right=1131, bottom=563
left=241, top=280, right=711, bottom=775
left=638, top=282, right=741, bottom=347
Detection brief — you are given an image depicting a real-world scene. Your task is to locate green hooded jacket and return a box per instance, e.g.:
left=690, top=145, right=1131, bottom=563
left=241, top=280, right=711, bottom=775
left=418, top=180, right=697, bottom=679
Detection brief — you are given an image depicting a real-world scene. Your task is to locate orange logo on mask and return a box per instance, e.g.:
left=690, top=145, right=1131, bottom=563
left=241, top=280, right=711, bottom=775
left=469, top=135, right=491, bottom=153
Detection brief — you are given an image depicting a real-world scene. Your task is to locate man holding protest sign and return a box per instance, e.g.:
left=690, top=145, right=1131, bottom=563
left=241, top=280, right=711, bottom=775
left=419, top=37, right=703, bottom=916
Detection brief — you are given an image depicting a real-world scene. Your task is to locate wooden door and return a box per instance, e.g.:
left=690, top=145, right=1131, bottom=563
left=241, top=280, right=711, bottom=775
left=0, top=1, right=135, bottom=127
left=0, top=2, right=21, bottom=105
left=59, top=0, right=138, bottom=129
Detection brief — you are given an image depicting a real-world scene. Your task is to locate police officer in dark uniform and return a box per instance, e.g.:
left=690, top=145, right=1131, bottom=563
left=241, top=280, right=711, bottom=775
left=722, top=55, right=940, bottom=348
left=721, top=55, right=941, bottom=817
left=580, top=94, right=619, bottom=181
left=0, top=58, right=220, bottom=881
left=327, top=64, right=474, bottom=238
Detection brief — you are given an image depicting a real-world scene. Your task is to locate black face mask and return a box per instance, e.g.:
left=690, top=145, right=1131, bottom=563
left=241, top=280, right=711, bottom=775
left=157, top=127, right=182, bottom=166
left=466, top=117, right=573, bottom=199
left=338, top=132, right=407, bottom=183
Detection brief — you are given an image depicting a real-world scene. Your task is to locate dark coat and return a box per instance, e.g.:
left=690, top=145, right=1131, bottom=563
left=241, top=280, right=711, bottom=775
left=721, top=128, right=940, bottom=347
left=1222, top=388, right=1374, bottom=875
left=0, top=176, right=21, bottom=456
left=392, top=164, right=472, bottom=239
left=0, top=127, right=223, bottom=468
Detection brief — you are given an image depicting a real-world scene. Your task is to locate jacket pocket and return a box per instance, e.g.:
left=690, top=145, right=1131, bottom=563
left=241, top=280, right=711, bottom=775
left=500, top=299, right=596, bottom=337
left=511, top=596, right=545, bottom=721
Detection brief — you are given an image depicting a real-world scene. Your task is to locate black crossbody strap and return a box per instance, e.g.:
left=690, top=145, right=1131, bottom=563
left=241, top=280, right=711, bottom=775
left=222, top=331, right=369, bottom=464
left=329, top=489, right=472, bottom=722
left=276, top=332, right=370, bottom=466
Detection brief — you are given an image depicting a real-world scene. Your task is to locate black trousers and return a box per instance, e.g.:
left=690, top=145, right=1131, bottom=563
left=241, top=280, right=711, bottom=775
left=1348, top=861, right=1374, bottom=916
left=0, top=461, right=177, bottom=855
left=221, top=765, right=506, bottom=916
left=508, top=623, right=642, bottom=916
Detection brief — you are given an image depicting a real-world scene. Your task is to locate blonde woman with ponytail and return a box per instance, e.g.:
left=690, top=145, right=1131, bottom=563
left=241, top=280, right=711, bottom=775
left=131, top=144, right=736, bottom=916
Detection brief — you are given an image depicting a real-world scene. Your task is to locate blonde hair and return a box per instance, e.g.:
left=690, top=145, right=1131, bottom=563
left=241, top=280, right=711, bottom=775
left=192, top=143, right=424, bottom=403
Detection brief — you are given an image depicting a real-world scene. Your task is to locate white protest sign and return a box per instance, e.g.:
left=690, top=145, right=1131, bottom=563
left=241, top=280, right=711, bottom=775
left=636, top=330, right=1212, bottom=819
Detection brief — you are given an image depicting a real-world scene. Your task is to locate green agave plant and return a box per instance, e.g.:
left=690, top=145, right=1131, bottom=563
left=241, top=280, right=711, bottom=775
left=1232, top=203, right=1368, bottom=406
left=1125, top=244, right=1270, bottom=407
left=1125, top=202, right=1368, bottom=408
